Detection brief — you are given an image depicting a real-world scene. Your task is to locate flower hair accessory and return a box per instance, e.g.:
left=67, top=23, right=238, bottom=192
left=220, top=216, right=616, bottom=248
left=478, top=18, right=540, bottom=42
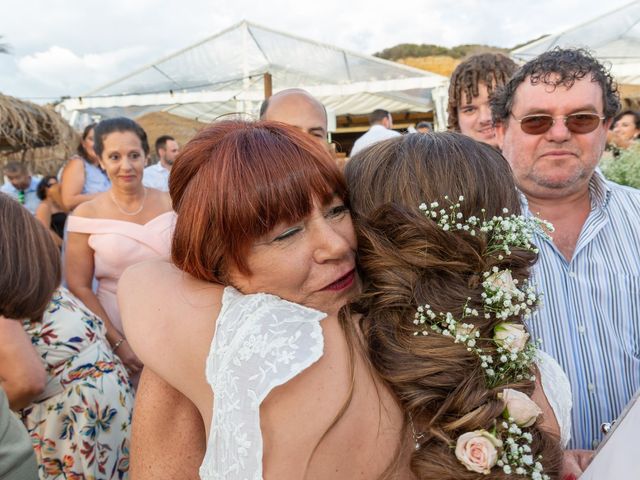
left=455, top=402, right=549, bottom=479
left=412, top=196, right=553, bottom=479
left=413, top=196, right=551, bottom=386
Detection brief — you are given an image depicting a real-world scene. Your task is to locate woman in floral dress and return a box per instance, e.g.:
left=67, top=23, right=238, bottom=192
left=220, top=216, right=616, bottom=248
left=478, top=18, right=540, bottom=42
left=20, top=287, right=134, bottom=480
left=0, top=193, right=133, bottom=480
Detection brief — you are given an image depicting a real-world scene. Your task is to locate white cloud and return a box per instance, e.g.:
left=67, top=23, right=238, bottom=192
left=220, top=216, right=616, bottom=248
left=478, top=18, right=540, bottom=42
left=16, top=45, right=149, bottom=94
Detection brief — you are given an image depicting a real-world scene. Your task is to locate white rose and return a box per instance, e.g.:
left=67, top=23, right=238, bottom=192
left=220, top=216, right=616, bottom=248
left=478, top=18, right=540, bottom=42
left=455, top=430, right=502, bottom=474
left=494, top=322, right=530, bottom=353
left=500, top=388, right=543, bottom=427
left=485, top=269, right=520, bottom=296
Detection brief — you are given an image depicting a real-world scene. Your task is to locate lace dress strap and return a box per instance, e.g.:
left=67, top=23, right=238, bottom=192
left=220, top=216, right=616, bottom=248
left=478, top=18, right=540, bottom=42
left=536, top=350, right=573, bottom=447
left=199, top=287, right=326, bottom=480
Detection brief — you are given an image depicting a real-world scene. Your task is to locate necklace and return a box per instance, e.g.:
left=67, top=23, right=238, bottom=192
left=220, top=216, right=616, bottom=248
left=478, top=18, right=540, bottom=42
left=110, top=188, right=147, bottom=216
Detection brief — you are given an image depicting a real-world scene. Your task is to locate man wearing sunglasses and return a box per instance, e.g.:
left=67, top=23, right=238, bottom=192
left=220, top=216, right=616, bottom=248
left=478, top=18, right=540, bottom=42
left=492, top=48, right=640, bottom=456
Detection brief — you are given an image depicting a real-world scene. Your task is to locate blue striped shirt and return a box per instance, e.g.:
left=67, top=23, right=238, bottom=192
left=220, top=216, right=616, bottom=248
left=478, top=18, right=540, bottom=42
left=524, top=170, right=640, bottom=449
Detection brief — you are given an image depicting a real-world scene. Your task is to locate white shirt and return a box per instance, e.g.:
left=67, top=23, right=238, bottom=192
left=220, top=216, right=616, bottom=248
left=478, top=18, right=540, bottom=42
left=350, top=124, right=401, bottom=157
left=142, top=163, right=170, bottom=192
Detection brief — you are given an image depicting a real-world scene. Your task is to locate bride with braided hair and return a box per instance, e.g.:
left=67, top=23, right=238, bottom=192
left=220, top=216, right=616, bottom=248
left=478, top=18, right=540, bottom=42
left=344, top=132, right=577, bottom=479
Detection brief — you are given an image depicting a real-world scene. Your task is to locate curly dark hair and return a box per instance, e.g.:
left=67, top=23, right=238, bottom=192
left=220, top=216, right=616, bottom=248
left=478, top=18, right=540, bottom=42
left=344, top=132, right=563, bottom=479
left=447, top=53, right=518, bottom=131
left=491, top=47, right=620, bottom=124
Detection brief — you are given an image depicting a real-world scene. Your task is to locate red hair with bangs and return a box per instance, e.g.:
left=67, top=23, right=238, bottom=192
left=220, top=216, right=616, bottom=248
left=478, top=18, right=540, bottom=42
left=170, top=120, right=347, bottom=282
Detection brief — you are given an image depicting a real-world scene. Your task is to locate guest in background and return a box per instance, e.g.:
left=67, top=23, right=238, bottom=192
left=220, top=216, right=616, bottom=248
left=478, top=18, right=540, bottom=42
left=35, top=176, right=68, bottom=248
left=65, top=117, right=175, bottom=384
left=0, top=194, right=47, bottom=480
left=607, top=109, right=640, bottom=155
left=350, top=109, right=401, bottom=156
left=1, top=161, right=40, bottom=214
left=448, top=53, right=518, bottom=148
left=142, top=135, right=179, bottom=192
left=415, top=120, right=432, bottom=133
left=60, top=123, right=111, bottom=210
left=0, top=192, right=133, bottom=480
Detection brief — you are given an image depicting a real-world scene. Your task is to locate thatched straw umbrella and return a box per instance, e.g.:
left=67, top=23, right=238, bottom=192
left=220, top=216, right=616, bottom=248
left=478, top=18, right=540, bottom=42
left=0, top=93, right=78, bottom=175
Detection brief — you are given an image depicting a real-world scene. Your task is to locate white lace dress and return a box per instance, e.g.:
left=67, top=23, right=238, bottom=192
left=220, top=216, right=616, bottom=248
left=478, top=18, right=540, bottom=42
left=199, top=287, right=573, bottom=479
left=536, top=350, right=573, bottom=447
left=199, top=287, right=326, bottom=480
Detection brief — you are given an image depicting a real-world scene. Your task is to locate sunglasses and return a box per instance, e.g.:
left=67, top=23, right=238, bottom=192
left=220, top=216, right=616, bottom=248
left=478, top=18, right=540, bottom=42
left=512, top=112, right=605, bottom=135
left=47, top=182, right=57, bottom=187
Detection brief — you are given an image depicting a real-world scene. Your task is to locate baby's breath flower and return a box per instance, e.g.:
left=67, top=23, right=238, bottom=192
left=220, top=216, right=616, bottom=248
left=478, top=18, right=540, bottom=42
left=413, top=196, right=551, bottom=479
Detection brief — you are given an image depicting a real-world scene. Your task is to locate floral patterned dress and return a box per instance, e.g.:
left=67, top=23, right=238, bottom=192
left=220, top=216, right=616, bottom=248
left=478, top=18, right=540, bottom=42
left=20, top=287, right=134, bottom=480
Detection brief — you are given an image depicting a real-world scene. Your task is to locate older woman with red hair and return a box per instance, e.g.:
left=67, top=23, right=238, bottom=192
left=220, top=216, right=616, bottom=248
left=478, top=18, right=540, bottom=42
left=119, top=120, right=409, bottom=479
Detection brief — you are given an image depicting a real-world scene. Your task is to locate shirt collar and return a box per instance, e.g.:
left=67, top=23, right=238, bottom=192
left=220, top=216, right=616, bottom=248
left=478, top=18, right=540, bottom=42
left=519, top=168, right=612, bottom=215
left=588, top=168, right=611, bottom=210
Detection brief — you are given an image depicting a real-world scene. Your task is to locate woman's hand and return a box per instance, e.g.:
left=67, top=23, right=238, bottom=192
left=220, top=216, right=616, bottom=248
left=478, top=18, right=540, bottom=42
left=114, top=339, right=144, bottom=375
left=0, top=316, right=47, bottom=410
left=561, top=449, right=593, bottom=479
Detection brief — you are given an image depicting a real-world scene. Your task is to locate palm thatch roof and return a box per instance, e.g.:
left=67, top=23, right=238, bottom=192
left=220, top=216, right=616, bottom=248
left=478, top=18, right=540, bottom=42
left=0, top=93, right=78, bottom=175
left=0, top=94, right=75, bottom=151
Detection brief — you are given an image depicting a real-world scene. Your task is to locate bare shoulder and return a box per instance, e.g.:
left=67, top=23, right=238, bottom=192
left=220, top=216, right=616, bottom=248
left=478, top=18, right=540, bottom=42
left=119, top=260, right=223, bottom=365
left=146, top=188, right=172, bottom=210
left=61, top=156, right=85, bottom=178
left=70, top=193, right=108, bottom=219
left=35, top=201, right=51, bottom=216
left=64, top=156, right=84, bottom=169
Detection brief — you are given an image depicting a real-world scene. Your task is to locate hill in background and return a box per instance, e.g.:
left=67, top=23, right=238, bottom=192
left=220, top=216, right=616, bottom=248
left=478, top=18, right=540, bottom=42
left=373, top=39, right=550, bottom=77
left=374, top=43, right=510, bottom=77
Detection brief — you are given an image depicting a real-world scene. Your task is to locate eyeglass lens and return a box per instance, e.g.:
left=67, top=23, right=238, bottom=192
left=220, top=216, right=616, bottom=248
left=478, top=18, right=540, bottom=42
left=520, top=114, right=602, bottom=135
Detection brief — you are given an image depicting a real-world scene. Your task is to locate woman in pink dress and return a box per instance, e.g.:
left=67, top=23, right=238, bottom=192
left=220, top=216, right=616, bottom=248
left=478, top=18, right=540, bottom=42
left=65, top=117, right=175, bottom=383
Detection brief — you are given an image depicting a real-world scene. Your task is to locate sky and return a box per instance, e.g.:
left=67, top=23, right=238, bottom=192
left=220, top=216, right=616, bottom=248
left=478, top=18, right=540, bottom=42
left=0, top=0, right=632, bottom=102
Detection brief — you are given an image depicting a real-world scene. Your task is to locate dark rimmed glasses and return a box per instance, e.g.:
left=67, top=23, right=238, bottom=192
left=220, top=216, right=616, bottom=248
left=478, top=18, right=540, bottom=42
left=512, top=112, right=606, bottom=135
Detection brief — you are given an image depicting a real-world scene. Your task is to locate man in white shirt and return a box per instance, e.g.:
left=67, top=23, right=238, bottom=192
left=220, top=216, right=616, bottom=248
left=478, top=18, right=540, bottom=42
left=142, top=135, right=179, bottom=191
left=350, top=109, right=401, bottom=156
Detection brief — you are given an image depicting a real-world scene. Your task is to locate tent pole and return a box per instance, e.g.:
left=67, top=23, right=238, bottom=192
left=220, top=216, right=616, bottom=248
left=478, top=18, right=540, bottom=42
left=264, top=72, right=273, bottom=99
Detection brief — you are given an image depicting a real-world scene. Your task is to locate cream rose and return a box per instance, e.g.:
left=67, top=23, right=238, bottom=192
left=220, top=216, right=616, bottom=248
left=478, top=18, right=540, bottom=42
left=494, top=322, right=529, bottom=353
left=501, top=389, right=542, bottom=427
left=485, top=269, right=520, bottom=296
left=455, top=430, right=502, bottom=474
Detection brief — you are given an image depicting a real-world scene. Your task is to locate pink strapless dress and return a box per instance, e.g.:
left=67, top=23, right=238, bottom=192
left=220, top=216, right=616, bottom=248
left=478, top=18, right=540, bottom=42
left=66, top=211, right=176, bottom=336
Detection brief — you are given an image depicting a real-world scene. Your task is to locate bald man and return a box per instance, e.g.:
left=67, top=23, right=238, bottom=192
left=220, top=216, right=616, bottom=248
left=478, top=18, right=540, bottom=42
left=260, top=88, right=328, bottom=144
left=129, top=88, right=332, bottom=480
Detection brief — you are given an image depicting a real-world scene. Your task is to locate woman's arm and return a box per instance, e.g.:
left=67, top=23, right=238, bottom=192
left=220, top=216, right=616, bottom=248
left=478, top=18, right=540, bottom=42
left=131, top=368, right=205, bottom=479
left=34, top=202, right=63, bottom=248
left=0, top=316, right=46, bottom=410
left=61, top=157, right=98, bottom=210
left=64, top=230, right=113, bottom=338
left=65, top=225, right=142, bottom=374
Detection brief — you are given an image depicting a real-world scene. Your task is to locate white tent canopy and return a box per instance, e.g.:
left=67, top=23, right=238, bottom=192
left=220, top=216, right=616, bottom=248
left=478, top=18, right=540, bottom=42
left=58, top=21, right=447, bottom=129
left=512, top=1, right=640, bottom=85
